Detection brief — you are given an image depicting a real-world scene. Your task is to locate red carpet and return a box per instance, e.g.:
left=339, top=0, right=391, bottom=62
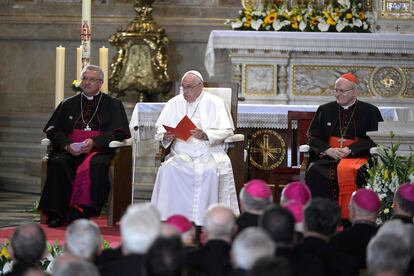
left=0, top=216, right=121, bottom=248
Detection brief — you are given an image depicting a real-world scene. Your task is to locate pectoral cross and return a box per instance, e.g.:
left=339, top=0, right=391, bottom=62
left=338, top=137, right=346, bottom=148
left=84, top=124, right=91, bottom=131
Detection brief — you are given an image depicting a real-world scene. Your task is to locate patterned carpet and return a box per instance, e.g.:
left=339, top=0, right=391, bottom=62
left=0, top=191, right=40, bottom=229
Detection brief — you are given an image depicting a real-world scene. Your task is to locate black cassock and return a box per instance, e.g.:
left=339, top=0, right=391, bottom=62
left=39, top=92, right=130, bottom=220
left=305, top=100, right=383, bottom=203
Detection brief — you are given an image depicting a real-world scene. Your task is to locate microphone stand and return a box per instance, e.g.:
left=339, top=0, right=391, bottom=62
left=131, top=125, right=139, bottom=204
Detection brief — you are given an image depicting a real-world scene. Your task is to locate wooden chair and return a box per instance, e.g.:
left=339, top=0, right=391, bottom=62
left=272, top=111, right=315, bottom=199
left=155, top=82, right=246, bottom=200
left=40, top=138, right=133, bottom=226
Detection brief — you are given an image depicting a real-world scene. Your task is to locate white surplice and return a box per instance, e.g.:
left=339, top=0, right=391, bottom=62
left=151, top=91, right=240, bottom=225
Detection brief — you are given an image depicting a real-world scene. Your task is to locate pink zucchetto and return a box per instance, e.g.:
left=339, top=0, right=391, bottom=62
left=165, top=214, right=193, bottom=233
left=397, top=183, right=414, bottom=202
left=283, top=201, right=304, bottom=223
left=244, top=179, right=272, bottom=199
left=281, top=181, right=312, bottom=206
left=352, top=188, right=381, bottom=212
left=341, top=72, right=359, bottom=84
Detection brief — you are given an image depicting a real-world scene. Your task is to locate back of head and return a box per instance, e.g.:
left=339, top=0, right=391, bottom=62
left=11, top=223, right=46, bottom=264
left=349, top=188, right=380, bottom=221
left=120, top=203, right=161, bottom=254
left=259, top=205, right=295, bottom=244
left=240, top=179, right=273, bottom=212
left=304, top=198, right=340, bottom=236
left=203, top=204, right=235, bottom=241
left=367, top=234, right=411, bottom=275
left=394, top=182, right=414, bottom=217
left=231, top=227, right=275, bottom=270
left=144, top=236, right=183, bottom=276
left=281, top=181, right=311, bottom=206
left=376, top=220, right=413, bottom=249
left=53, top=255, right=100, bottom=276
left=65, top=219, right=101, bottom=260
left=248, top=256, right=294, bottom=276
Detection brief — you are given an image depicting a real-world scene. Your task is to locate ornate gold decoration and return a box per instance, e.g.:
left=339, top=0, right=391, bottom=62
left=242, top=0, right=258, bottom=10
left=291, top=65, right=374, bottom=97
left=249, top=129, right=286, bottom=170
left=108, top=0, right=172, bottom=101
left=369, top=66, right=407, bottom=97
left=380, top=0, right=414, bottom=19
left=243, top=64, right=276, bottom=96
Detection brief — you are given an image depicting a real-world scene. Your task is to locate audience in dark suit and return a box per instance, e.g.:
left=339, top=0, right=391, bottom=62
left=330, top=188, right=380, bottom=271
left=236, top=179, right=273, bottom=234
left=229, top=227, right=275, bottom=276
left=247, top=256, right=294, bottom=276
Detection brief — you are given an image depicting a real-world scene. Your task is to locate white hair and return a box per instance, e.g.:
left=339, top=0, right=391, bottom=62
left=232, top=227, right=276, bottom=270
left=65, top=219, right=101, bottom=260
left=120, top=203, right=161, bottom=254
left=203, top=204, right=235, bottom=241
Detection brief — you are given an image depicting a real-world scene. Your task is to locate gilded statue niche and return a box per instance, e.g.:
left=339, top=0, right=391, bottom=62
left=108, top=0, right=172, bottom=102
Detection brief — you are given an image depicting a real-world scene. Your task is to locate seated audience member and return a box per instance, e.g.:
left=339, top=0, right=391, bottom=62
left=259, top=205, right=324, bottom=276
left=230, top=227, right=275, bottom=276
left=165, top=214, right=197, bottom=249
left=367, top=234, right=411, bottom=276
left=297, top=198, right=358, bottom=276
left=391, top=182, right=414, bottom=224
left=280, top=181, right=312, bottom=206
left=5, top=224, right=46, bottom=276
left=283, top=201, right=306, bottom=234
left=306, top=73, right=383, bottom=221
left=53, top=255, right=100, bottom=276
left=237, top=179, right=273, bottom=233
left=151, top=70, right=239, bottom=226
left=98, top=203, right=161, bottom=276
left=65, top=219, right=101, bottom=261
left=144, top=236, right=184, bottom=276
left=247, top=256, right=294, bottom=276
left=38, top=64, right=130, bottom=227
left=330, top=188, right=380, bottom=271
left=186, top=204, right=236, bottom=276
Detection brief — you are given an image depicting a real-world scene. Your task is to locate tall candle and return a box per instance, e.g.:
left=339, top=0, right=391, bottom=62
left=99, top=46, right=109, bottom=93
left=76, top=46, right=82, bottom=80
left=55, top=46, right=65, bottom=108
left=81, top=0, right=91, bottom=67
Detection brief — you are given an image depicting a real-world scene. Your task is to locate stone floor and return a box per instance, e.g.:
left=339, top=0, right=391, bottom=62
left=0, top=191, right=40, bottom=228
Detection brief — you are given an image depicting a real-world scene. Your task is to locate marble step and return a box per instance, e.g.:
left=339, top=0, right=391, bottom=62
left=0, top=127, right=44, bottom=143
left=0, top=113, right=49, bottom=128
left=0, top=142, right=45, bottom=159
left=0, top=172, right=41, bottom=194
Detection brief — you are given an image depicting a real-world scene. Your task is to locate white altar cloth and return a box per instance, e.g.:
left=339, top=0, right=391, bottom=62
left=130, top=103, right=409, bottom=140
left=205, top=30, right=414, bottom=77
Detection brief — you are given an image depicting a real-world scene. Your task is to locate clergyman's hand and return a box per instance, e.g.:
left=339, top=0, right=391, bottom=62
left=325, top=147, right=347, bottom=160
left=163, top=131, right=176, bottom=143
left=190, top=128, right=208, bottom=140
left=80, top=138, right=95, bottom=154
left=67, top=143, right=83, bottom=156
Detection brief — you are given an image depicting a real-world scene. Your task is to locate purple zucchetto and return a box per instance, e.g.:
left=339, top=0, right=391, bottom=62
left=165, top=214, right=193, bottom=233
left=244, top=179, right=272, bottom=199
left=283, top=201, right=304, bottom=223
left=397, top=183, right=414, bottom=202
left=352, top=188, right=381, bottom=212
left=281, top=181, right=312, bottom=206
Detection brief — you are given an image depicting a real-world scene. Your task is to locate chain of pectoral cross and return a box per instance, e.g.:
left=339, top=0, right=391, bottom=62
left=338, top=100, right=357, bottom=148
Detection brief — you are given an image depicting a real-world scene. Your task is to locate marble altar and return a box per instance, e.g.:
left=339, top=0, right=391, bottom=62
left=204, top=31, right=414, bottom=110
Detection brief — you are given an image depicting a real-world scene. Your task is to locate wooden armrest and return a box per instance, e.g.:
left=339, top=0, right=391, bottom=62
left=370, top=147, right=378, bottom=155
left=299, top=144, right=309, bottom=153
left=109, top=138, right=133, bottom=148
left=224, top=134, right=245, bottom=143
left=41, top=138, right=51, bottom=146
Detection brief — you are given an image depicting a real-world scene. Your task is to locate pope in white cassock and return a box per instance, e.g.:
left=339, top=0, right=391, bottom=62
left=151, top=70, right=240, bottom=226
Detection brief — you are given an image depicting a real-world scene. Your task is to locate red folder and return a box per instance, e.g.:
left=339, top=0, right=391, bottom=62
left=163, top=115, right=197, bottom=141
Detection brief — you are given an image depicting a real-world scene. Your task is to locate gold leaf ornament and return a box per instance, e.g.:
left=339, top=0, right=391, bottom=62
left=242, top=0, right=258, bottom=10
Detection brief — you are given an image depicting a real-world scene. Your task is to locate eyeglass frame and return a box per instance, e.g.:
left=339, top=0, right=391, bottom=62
left=181, top=82, right=202, bottom=91
left=333, top=86, right=356, bottom=94
left=81, top=77, right=103, bottom=83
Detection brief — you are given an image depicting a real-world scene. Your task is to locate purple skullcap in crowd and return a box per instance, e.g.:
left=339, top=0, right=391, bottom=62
left=165, top=214, right=193, bottom=233
left=283, top=201, right=304, bottom=223
left=397, top=183, right=414, bottom=202
left=244, top=179, right=272, bottom=199
left=352, top=188, right=381, bottom=212
left=281, top=181, right=312, bottom=206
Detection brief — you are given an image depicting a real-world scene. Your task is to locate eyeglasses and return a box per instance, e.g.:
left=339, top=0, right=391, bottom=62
left=182, top=82, right=202, bottom=91
left=334, top=87, right=355, bottom=94
left=81, top=77, right=102, bottom=83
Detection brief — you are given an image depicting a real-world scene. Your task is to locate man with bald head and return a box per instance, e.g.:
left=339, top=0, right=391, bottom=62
left=151, top=70, right=239, bottom=226
left=306, top=73, right=383, bottom=221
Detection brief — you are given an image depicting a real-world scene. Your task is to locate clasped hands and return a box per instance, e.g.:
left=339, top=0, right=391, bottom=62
left=325, top=147, right=351, bottom=160
left=67, top=138, right=95, bottom=156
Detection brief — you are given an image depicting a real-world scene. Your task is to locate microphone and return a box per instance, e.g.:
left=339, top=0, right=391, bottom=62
left=133, top=126, right=139, bottom=131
